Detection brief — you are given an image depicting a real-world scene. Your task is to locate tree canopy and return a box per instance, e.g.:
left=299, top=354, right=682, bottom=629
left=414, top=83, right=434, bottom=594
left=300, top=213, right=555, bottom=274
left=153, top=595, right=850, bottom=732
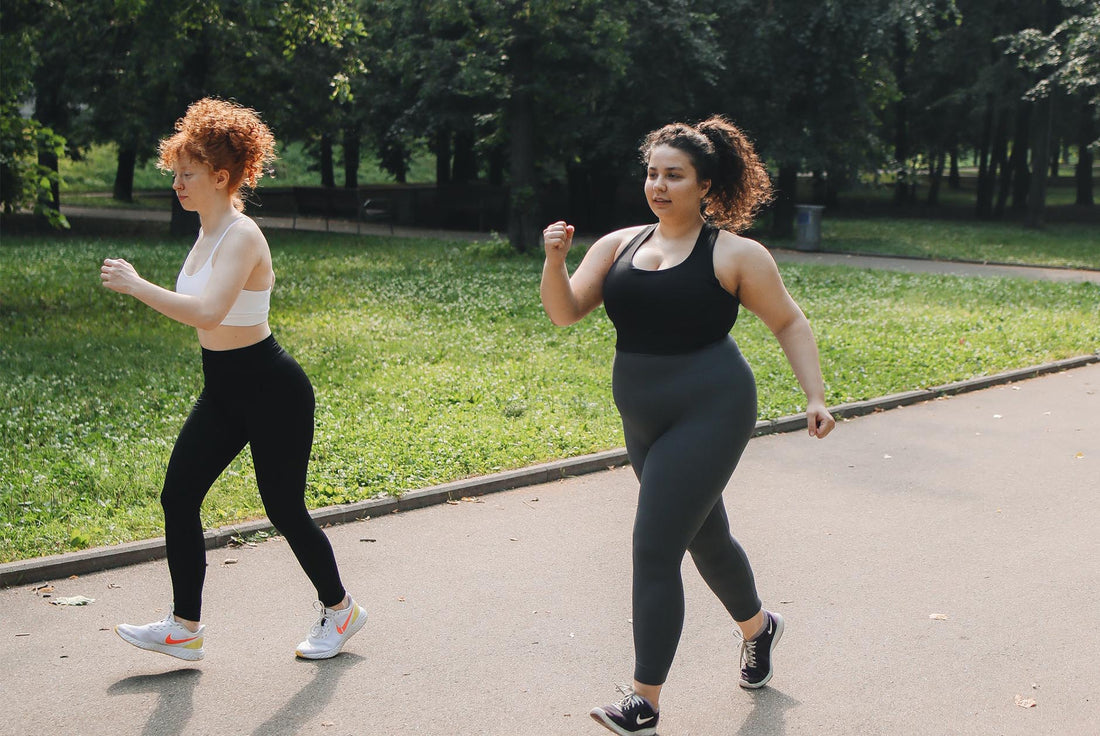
left=2, top=0, right=1096, bottom=244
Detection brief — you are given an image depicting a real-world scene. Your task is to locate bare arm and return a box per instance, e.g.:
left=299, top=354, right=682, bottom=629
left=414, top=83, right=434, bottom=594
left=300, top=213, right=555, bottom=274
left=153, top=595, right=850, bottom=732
left=540, top=221, right=641, bottom=326
left=716, top=234, right=835, bottom=438
left=101, top=224, right=265, bottom=330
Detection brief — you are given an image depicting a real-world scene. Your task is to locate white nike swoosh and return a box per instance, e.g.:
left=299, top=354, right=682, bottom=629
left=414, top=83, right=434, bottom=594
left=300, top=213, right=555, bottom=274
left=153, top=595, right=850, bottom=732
left=637, top=714, right=655, bottom=725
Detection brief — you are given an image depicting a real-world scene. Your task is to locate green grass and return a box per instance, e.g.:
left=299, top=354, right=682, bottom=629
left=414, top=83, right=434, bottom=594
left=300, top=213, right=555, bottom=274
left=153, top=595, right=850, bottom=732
left=809, top=218, right=1100, bottom=270
left=1, top=231, right=1098, bottom=562
left=60, top=140, right=438, bottom=194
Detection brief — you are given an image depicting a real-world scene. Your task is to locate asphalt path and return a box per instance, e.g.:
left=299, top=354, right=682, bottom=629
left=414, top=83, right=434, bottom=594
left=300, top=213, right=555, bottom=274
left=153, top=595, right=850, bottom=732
left=2, top=363, right=1097, bottom=736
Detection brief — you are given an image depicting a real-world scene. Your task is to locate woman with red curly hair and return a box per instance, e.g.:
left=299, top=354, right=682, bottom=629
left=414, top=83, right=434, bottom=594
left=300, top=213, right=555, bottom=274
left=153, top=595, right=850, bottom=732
left=101, top=98, right=365, bottom=662
left=541, top=116, right=835, bottom=735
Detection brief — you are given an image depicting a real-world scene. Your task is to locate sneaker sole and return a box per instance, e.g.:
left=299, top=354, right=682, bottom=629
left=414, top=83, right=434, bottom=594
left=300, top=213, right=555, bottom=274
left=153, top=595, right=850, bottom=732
left=739, top=613, right=784, bottom=689
left=294, top=609, right=368, bottom=660
left=114, top=626, right=204, bottom=661
left=589, top=708, right=658, bottom=736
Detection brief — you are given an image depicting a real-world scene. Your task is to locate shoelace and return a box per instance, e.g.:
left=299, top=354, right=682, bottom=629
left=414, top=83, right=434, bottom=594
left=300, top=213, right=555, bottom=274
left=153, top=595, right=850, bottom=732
left=734, top=629, right=759, bottom=670
left=308, top=601, right=332, bottom=639
left=613, top=684, right=644, bottom=712
left=741, top=637, right=758, bottom=669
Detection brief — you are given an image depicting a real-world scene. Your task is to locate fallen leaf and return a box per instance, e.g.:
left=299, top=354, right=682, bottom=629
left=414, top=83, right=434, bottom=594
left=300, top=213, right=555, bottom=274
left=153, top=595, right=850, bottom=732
left=1014, top=695, right=1037, bottom=709
left=68, top=575, right=78, bottom=580
left=321, top=722, right=334, bottom=727
left=51, top=595, right=95, bottom=606
left=509, top=537, right=519, bottom=541
left=460, top=496, right=483, bottom=503
left=445, top=499, right=460, bottom=505
left=1074, top=452, right=1084, bottom=459
left=223, top=558, right=239, bottom=565
left=107, top=583, right=121, bottom=589
left=929, top=613, right=948, bottom=620
left=397, top=596, right=405, bottom=602
left=33, top=585, right=54, bottom=597
left=360, top=538, right=377, bottom=543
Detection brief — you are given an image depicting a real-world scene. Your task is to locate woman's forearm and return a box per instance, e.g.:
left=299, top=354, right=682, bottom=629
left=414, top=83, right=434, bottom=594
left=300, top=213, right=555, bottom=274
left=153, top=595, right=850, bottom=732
left=540, top=257, right=582, bottom=326
left=773, top=316, right=827, bottom=404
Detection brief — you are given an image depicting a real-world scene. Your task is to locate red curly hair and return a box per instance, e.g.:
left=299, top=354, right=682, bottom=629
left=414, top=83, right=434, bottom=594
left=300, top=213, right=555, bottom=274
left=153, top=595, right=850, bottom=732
left=158, top=98, right=276, bottom=212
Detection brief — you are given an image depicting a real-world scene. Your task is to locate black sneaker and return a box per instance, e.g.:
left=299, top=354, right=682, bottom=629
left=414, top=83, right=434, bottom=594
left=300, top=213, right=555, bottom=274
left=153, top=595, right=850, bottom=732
left=739, top=610, right=784, bottom=689
left=590, top=689, right=659, bottom=735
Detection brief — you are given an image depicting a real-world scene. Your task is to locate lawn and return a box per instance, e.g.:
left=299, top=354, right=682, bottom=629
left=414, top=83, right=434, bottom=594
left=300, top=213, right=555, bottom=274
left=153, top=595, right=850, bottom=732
left=809, top=217, right=1100, bottom=270
left=1, top=230, right=1097, bottom=562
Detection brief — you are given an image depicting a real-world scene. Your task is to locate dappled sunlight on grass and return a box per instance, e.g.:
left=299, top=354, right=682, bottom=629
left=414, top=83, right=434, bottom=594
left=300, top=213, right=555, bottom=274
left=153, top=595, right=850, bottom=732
left=1, top=231, right=1097, bottom=560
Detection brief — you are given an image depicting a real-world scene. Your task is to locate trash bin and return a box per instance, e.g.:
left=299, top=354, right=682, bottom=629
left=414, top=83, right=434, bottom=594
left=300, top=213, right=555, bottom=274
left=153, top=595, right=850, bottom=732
left=794, top=204, right=825, bottom=252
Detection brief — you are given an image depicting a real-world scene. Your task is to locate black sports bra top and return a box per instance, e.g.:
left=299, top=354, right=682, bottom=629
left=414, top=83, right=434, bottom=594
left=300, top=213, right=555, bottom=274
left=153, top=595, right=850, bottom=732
left=602, top=223, right=739, bottom=355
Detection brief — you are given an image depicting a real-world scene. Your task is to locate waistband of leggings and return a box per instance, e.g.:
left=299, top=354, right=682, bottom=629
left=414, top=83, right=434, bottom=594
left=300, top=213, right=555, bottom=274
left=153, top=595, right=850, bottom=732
left=200, top=334, right=283, bottom=371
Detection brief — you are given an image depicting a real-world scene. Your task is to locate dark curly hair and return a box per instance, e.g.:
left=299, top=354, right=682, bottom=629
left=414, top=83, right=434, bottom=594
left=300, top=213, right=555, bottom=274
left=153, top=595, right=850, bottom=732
left=158, top=98, right=276, bottom=212
left=639, top=115, right=773, bottom=232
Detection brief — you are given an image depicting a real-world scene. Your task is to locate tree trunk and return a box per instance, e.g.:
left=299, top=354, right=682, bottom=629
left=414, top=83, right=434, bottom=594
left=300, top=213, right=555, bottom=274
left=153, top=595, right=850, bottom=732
left=892, top=26, right=910, bottom=206
left=1009, top=103, right=1031, bottom=212
left=343, top=126, right=360, bottom=188
left=771, top=164, right=798, bottom=239
left=975, top=100, right=994, bottom=218
left=992, top=110, right=1011, bottom=216
left=1026, top=92, right=1054, bottom=228
left=170, top=191, right=200, bottom=237
left=948, top=147, right=960, bottom=189
left=1075, top=101, right=1095, bottom=206
left=1049, top=135, right=1060, bottom=179
left=113, top=144, right=137, bottom=202
left=434, top=128, right=452, bottom=186
left=452, top=130, right=478, bottom=183
left=507, top=30, right=539, bottom=253
left=926, top=150, right=945, bottom=206
left=320, top=133, right=335, bottom=188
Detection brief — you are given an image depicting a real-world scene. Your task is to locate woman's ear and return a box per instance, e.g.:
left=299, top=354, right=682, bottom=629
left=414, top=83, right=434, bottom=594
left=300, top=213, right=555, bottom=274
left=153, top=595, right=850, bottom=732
left=214, top=169, right=230, bottom=190
left=700, top=179, right=711, bottom=198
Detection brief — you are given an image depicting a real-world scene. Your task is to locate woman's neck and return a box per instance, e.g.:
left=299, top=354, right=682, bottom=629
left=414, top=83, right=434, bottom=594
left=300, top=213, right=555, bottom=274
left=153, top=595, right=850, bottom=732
left=655, top=214, right=705, bottom=242
left=198, top=201, right=240, bottom=235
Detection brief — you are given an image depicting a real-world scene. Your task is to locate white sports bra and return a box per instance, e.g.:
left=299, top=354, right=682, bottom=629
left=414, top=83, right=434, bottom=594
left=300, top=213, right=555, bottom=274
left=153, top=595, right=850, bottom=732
left=176, top=217, right=271, bottom=327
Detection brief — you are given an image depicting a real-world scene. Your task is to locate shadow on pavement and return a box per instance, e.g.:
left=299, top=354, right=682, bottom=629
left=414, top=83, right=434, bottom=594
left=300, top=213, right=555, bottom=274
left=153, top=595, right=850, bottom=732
left=250, top=653, right=366, bottom=736
left=107, top=668, right=203, bottom=736
left=733, top=687, right=800, bottom=736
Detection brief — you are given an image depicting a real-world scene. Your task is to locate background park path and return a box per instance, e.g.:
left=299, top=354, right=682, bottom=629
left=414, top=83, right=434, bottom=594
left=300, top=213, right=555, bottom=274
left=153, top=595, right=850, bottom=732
left=1, top=362, right=1097, bottom=736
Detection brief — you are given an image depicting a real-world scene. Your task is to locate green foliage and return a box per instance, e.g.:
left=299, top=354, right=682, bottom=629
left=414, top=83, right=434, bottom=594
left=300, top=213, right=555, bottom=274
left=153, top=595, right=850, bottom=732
left=1, top=229, right=1098, bottom=561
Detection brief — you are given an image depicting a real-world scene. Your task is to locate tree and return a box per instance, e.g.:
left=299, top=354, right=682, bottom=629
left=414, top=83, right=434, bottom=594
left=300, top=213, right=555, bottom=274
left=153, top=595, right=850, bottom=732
left=1002, top=0, right=1099, bottom=215
left=0, top=0, right=68, bottom=228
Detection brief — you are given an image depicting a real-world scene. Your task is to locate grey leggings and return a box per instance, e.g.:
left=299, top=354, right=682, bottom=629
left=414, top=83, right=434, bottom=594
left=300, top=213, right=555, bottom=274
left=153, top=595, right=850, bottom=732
left=612, top=336, right=762, bottom=686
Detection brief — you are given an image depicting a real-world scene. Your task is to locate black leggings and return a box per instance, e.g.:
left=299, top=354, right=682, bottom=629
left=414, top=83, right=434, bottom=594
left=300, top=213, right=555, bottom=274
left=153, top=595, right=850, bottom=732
left=612, top=336, right=762, bottom=686
left=161, top=335, right=345, bottom=621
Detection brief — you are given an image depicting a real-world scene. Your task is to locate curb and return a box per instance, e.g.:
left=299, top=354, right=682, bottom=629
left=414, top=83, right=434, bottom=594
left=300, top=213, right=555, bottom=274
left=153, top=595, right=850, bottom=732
left=2, top=354, right=1097, bottom=588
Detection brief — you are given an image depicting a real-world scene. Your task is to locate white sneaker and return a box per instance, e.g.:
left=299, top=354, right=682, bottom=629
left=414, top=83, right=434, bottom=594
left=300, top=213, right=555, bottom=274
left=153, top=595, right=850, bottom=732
left=295, top=596, right=367, bottom=659
left=115, top=611, right=205, bottom=661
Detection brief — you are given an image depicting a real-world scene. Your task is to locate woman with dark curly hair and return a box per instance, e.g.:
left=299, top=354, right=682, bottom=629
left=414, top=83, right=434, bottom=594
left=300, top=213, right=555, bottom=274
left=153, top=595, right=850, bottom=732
left=102, top=98, right=365, bottom=661
left=541, top=116, right=835, bottom=735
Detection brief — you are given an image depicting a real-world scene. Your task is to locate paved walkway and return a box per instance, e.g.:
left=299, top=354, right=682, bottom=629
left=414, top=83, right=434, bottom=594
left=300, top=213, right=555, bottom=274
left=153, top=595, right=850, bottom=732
left=59, top=204, right=1100, bottom=283
left=2, top=363, right=1098, bottom=735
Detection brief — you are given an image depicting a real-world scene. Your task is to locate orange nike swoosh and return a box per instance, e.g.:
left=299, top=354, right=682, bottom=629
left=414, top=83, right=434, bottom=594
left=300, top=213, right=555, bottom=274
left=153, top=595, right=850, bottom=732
left=336, top=609, right=355, bottom=635
left=165, top=634, right=200, bottom=645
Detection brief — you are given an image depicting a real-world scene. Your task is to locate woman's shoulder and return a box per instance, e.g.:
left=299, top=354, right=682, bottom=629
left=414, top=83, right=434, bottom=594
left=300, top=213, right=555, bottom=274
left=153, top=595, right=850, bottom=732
left=594, top=224, right=653, bottom=260
left=713, top=228, right=773, bottom=263
left=711, top=229, right=779, bottom=289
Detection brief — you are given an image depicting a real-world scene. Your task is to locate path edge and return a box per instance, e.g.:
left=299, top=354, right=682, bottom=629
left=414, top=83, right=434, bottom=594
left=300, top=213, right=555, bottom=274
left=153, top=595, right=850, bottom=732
left=3, top=353, right=1096, bottom=588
